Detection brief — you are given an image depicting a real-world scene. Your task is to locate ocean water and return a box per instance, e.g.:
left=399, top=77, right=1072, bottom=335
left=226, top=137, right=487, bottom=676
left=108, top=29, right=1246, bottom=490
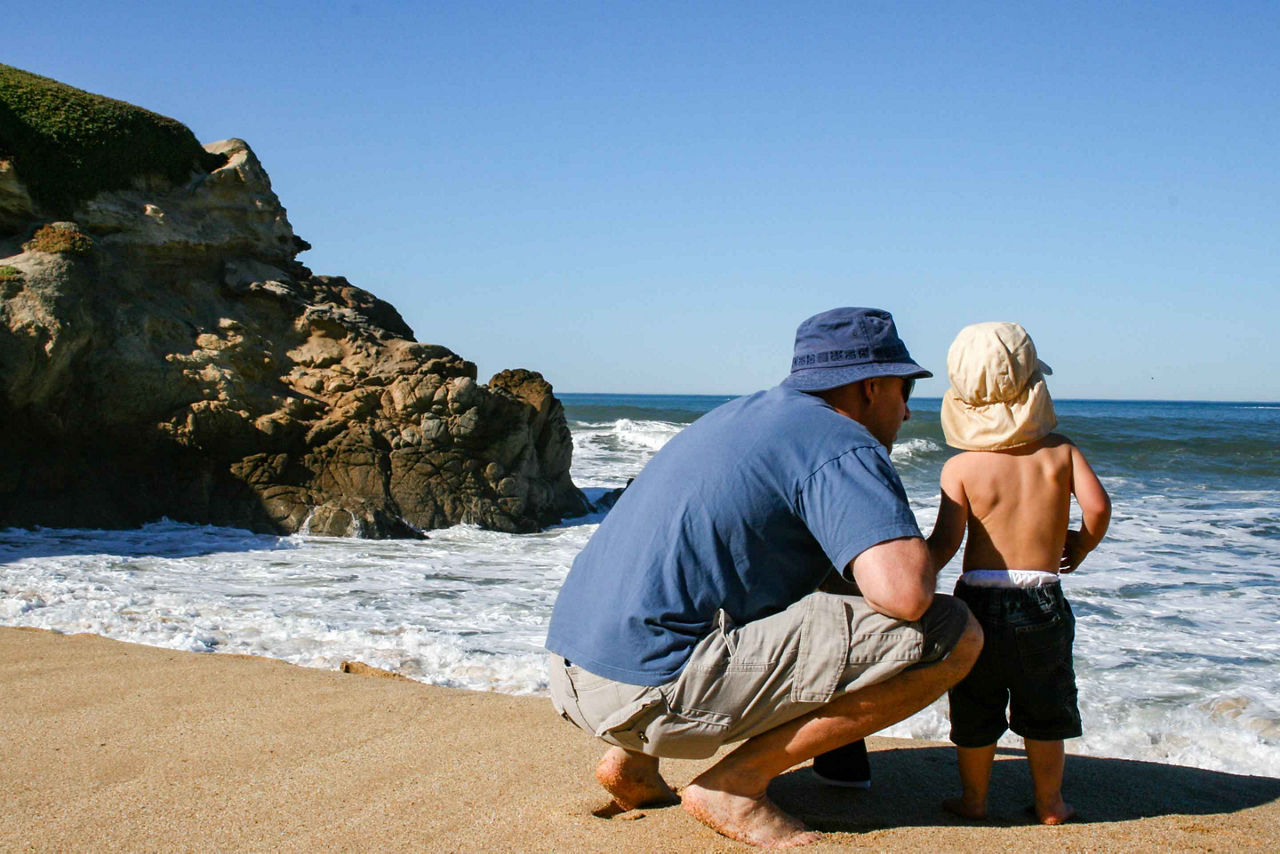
left=2, top=395, right=1277, bottom=778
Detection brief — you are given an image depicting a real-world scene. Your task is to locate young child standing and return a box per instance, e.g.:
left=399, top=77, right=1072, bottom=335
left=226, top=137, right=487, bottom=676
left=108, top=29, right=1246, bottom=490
left=926, top=322, right=1110, bottom=825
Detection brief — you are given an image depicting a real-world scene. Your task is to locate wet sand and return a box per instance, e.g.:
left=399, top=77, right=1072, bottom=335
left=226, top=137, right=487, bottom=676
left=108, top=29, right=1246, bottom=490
left=3, top=626, right=1277, bottom=851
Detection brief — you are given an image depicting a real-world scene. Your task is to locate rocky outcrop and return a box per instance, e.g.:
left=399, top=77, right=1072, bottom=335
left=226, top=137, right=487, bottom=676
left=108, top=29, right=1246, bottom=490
left=0, top=69, right=588, bottom=537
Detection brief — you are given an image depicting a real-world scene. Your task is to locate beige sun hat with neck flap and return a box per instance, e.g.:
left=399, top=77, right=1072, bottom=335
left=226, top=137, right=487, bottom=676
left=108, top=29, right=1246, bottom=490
left=940, top=321, right=1057, bottom=450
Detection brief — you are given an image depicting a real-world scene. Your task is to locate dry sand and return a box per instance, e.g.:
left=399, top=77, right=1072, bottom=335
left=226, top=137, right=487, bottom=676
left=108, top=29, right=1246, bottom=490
left=2, top=626, right=1276, bottom=852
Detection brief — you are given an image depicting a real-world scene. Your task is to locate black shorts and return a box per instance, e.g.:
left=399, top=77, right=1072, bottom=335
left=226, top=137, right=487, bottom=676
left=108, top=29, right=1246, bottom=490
left=948, top=581, right=1082, bottom=747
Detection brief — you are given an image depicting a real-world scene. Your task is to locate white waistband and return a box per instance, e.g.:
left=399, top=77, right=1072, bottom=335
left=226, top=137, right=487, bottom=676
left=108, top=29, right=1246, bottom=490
left=960, top=569, right=1061, bottom=589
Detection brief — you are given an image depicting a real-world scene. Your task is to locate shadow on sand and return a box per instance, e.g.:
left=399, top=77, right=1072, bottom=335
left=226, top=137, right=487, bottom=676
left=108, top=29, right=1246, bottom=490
left=769, top=745, right=1280, bottom=831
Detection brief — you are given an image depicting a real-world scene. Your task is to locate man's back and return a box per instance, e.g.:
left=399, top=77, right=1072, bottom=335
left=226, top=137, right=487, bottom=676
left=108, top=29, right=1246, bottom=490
left=546, top=385, right=920, bottom=685
left=945, top=434, right=1075, bottom=573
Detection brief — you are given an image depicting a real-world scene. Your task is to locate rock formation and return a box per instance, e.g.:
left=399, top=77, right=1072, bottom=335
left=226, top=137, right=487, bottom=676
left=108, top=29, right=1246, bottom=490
left=0, top=65, right=589, bottom=537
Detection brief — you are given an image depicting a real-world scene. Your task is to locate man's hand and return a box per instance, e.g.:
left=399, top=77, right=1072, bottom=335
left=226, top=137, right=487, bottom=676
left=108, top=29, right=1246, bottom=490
left=1060, top=530, right=1089, bottom=573
left=849, top=536, right=935, bottom=621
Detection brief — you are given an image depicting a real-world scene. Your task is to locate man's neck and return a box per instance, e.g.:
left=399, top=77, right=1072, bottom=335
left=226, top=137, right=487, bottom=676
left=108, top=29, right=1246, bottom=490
left=814, top=383, right=868, bottom=423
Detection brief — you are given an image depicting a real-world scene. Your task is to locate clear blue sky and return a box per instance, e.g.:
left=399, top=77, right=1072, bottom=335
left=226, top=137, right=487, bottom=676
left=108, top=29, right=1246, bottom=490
left=11, top=1, right=1278, bottom=400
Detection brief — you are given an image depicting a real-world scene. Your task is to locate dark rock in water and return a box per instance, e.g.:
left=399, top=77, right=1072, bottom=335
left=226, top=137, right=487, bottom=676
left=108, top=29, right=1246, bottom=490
left=594, top=478, right=635, bottom=512
left=0, top=65, right=589, bottom=537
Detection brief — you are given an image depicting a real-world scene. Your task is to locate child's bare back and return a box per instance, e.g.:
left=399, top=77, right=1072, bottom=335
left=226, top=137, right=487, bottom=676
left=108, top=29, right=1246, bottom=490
left=935, top=434, right=1104, bottom=574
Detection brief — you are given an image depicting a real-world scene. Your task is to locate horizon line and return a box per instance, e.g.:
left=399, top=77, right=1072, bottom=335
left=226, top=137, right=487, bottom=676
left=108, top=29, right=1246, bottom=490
left=555, top=392, right=1280, bottom=406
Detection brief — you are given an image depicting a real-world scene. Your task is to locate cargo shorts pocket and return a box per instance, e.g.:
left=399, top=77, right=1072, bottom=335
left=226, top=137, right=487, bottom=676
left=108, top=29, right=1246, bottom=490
left=647, top=633, right=736, bottom=759
left=792, top=593, right=851, bottom=704
left=594, top=693, right=665, bottom=752
left=559, top=663, right=664, bottom=751
left=651, top=681, right=734, bottom=759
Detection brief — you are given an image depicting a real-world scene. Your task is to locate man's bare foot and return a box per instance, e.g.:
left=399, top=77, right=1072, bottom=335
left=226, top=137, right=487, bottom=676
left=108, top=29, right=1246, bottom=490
left=1033, top=799, right=1077, bottom=825
left=681, top=782, right=821, bottom=848
left=942, top=796, right=987, bottom=820
left=594, top=747, right=678, bottom=811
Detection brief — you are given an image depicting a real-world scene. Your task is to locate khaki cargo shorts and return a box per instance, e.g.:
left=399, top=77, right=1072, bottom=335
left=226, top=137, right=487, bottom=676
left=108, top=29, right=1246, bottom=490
left=549, top=591, right=970, bottom=759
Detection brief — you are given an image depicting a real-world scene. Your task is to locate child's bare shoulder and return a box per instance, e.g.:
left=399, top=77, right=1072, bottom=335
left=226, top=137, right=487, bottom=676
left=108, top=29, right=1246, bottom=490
left=1042, top=433, right=1091, bottom=465
left=940, top=450, right=982, bottom=476
left=939, top=451, right=988, bottom=494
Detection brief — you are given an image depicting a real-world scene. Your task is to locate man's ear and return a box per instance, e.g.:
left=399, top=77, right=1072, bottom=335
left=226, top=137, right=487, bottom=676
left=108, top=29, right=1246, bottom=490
left=858, top=377, right=880, bottom=404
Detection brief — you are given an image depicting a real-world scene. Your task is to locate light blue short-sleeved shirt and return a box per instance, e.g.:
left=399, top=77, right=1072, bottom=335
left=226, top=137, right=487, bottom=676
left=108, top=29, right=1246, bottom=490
left=545, top=385, right=921, bottom=686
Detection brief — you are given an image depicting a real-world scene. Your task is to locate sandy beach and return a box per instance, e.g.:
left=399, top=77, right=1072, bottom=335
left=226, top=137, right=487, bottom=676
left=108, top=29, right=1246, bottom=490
left=2, top=627, right=1276, bottom=852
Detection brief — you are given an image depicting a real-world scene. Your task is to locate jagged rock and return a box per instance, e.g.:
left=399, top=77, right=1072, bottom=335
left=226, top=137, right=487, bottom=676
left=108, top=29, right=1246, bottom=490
left=0, top=65, right=588, bottom=537
left=0, top=161, right=35, bottom=233
left=594, top=478, right=635, bottom=512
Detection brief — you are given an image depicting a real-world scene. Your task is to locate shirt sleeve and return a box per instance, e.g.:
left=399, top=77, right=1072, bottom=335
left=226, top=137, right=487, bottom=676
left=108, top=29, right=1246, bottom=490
left=796, top=445, right=923, bottom=573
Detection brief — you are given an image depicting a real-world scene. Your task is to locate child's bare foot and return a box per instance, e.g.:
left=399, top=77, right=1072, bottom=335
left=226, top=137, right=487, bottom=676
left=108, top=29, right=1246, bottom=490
left=681, top=782, right=821, bottom=848
left=942, top=796, right=987, bottom=820
left=594, top=747, right=678, bottom=811
left=1032, top=799, right=1077, bottom=825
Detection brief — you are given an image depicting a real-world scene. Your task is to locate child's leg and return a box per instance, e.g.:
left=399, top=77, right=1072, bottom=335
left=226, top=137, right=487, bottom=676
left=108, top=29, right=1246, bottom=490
left=1024, top=738, right=1075, bottom=824
left=944, top=585, right=1007, bottom=820
left=942, top=743, right=996, bottom=819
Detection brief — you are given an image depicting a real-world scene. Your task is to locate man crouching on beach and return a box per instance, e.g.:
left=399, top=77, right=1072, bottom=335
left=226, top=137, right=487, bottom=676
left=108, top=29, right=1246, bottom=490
left=546, top=307, right=983, bottom=848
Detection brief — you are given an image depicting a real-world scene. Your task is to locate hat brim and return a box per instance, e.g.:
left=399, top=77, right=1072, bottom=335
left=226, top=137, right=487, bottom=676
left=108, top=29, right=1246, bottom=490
left=781, top=361, right=933, bottom=393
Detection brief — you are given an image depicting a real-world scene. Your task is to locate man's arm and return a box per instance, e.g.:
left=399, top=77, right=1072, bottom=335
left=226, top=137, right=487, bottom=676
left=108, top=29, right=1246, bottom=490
left=925, top=458, right=968, bottom=573
left=849, top=536, right=936, bottom=621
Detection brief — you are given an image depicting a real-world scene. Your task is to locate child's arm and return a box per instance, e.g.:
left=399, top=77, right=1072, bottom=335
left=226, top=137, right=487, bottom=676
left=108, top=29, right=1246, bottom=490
left=1061, top=444, right=1111, bottom=572
left=926, top=458, right=968, bottom=573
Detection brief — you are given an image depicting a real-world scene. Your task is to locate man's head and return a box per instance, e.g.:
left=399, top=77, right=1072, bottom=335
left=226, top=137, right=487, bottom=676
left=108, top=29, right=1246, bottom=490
left=782, top=307, right=931, bottom=448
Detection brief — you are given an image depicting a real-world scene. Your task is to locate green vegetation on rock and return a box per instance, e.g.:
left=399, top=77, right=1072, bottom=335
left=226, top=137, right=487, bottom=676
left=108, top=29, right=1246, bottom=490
left=0, top=263, right=21, bottom=297
left=23, top=224, right=93, bottom=254
left=0, top=64, right=226, bottom=215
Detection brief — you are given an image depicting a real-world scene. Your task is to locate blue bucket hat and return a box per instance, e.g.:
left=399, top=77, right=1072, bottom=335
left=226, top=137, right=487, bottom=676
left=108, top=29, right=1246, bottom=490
left=781, top=307, right=932, bottom=392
